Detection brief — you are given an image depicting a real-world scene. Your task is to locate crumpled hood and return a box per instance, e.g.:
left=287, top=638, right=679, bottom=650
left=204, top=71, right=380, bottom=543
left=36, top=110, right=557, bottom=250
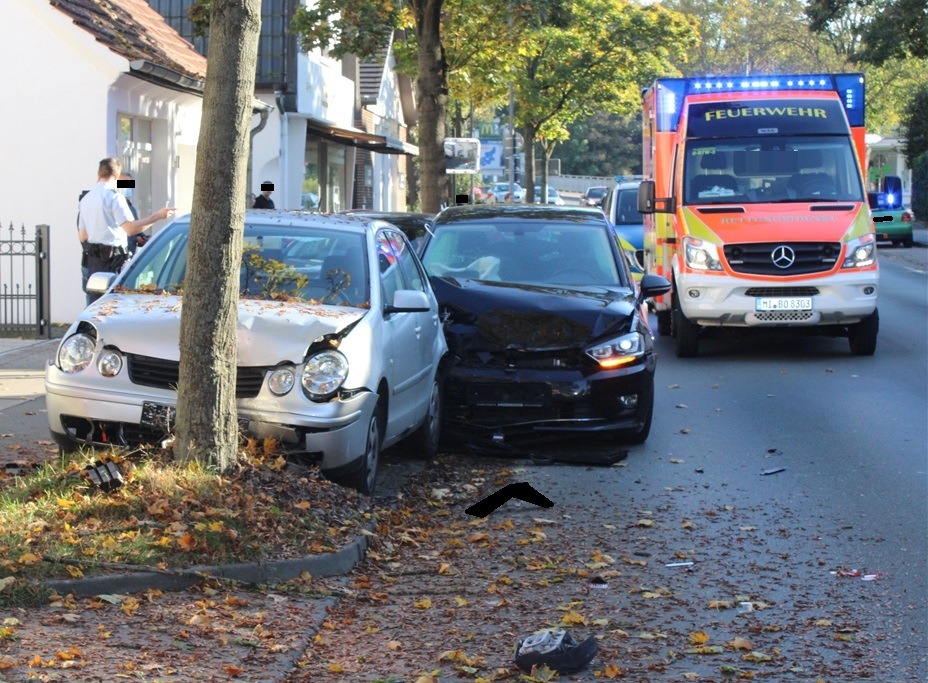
left=80, top=295, right=366, bottom=365
left=431, top=277, right=635, bottom=352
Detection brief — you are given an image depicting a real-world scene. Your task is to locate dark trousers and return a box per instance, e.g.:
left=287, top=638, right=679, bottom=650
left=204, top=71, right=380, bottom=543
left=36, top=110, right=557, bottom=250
left=84, top=244, right=129, bottom=304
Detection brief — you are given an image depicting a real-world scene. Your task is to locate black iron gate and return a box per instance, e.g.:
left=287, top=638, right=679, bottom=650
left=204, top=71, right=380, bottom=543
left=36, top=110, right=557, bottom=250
left=0, top=222, right=51, bottom=338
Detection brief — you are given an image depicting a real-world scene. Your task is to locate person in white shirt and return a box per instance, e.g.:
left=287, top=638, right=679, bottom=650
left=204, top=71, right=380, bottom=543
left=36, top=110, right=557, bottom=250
left=78, top=158, right=174, bottom=303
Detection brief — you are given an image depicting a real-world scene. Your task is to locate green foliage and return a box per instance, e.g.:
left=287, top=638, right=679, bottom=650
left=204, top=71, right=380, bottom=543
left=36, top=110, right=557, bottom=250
left=188, top=0, right=212, bottom=39
left=515, top=0, right=697, bottom=133
left=900, top=81, right=928, bottom=167
left=290, top=0, right=400, bottom=60
left=559, top=113, right=641, bottom=176
left=911, top=152, right=928, bottom=218
left=807, top=0, right=928, bottom=65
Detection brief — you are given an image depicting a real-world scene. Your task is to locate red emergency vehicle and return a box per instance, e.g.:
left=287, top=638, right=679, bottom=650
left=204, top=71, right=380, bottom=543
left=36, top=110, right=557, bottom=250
left=638, top=74, right=878, bottom=356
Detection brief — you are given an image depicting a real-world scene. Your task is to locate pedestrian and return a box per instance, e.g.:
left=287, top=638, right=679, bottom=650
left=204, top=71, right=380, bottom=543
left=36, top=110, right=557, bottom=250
left=253, top=181, right=275, bottom=209
left=118, top=173, right=150, bottom=255
left=78, top=158, right=173, bottom=304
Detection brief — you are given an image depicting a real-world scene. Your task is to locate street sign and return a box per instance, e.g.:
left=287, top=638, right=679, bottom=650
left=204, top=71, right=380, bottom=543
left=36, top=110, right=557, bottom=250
left=503, top=132, right=524, bottom=154
left=444, top=137, right=481, bottom=175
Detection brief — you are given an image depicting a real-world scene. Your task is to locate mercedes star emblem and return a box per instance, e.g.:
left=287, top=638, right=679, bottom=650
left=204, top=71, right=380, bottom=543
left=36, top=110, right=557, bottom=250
left=771, top=245, right=796, bottom=269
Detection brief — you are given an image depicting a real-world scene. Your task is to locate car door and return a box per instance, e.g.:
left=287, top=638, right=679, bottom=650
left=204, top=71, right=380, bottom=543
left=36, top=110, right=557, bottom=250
left=376, top=229, right=435, bottom=437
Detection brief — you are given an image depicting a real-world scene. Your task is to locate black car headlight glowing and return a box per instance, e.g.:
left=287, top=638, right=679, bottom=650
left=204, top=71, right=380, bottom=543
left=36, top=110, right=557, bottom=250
left=586, top=332, right=644, bottom=369
left=301, top=351, right=349, bottom=399
left=58, top=333, right=96, bottom=373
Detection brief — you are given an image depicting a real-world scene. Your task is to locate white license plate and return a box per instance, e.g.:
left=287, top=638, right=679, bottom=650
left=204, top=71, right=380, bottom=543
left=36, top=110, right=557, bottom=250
left=755, top=297, right=813, bottom=312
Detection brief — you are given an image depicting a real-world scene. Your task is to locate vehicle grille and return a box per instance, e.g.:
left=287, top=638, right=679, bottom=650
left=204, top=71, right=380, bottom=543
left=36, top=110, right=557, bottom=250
left=754, top=311, right=815, bottom=323
left=127, top=354, right=267, bottom=398
left=461, top=349, right=586, bottom=370
left=724, top=242, right=841, bottom=276
left=744, top=287, right=820, bottom=297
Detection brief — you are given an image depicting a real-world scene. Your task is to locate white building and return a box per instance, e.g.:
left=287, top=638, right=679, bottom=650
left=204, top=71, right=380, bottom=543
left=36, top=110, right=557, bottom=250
left=0, top=0, right=208, bottom=324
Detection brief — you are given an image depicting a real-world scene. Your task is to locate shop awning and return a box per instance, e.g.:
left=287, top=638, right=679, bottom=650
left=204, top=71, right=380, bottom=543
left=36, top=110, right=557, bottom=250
left=306, top=119, right=418, bottom=156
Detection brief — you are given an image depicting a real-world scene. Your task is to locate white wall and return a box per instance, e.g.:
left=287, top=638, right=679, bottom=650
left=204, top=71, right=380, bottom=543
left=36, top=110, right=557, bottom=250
left=0, top=0, right=202, bottom=325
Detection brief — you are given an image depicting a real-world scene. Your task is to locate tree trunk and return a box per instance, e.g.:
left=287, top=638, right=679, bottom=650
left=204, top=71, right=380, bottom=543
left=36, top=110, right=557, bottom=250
left=414, top=0, right=448, bottom=214
left=174, top=0, right=261, bottom=470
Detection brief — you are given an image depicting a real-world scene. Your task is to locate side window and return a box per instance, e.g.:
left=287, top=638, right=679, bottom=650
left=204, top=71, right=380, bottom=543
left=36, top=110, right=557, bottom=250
left=376, top=231, right=405, bottom=305
left=393, top=233, right=427, bottom=293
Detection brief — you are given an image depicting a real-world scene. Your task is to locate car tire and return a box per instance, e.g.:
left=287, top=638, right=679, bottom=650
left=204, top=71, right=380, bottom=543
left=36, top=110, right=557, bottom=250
left=656, top=310, right=672, bottom=336
left=344, top=404, right=382, bottom=496
left=848, top=308, right=878, bottom=356
left=901, top=236, right=913, bottom=248
left=410, top=373, right=442, bottom=461
left=672, top=288, right=699, bottom=358
left=615, top=375, right=654, bottom=444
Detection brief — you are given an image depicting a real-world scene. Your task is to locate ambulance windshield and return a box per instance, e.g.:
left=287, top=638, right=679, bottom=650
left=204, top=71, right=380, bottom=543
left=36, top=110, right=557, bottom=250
left=683, top=137, right=865, bottom=205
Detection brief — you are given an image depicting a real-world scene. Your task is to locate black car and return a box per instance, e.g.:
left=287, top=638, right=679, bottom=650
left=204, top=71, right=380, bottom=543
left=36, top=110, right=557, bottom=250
left=339, top=210, right=434, bottom=251
left=419, top=205, right=671, bottom=448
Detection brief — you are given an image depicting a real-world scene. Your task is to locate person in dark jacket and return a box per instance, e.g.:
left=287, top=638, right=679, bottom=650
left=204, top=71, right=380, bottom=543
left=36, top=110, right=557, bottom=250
left=253, top=181, right=275, bottom=209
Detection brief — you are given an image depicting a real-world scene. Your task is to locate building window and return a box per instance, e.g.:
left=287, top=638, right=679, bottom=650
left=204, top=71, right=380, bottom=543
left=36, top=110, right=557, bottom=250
left=118, top=114, right=153, bottom=217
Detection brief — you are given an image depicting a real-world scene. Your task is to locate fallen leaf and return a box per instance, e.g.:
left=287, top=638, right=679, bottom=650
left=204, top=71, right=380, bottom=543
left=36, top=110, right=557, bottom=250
left=690, top=631, right=710, bottom=645
left=730, top=637, right=753, bottom=650
left=741, top=651, right=772, bottom=662
left=414, top=597, right=432, bottom=609
left=685, top=645, right=724, bottom=655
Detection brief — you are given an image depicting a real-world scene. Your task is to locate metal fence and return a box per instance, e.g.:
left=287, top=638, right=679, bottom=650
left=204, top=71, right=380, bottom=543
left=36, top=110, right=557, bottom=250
left=0, top=222, right=50, bottom=338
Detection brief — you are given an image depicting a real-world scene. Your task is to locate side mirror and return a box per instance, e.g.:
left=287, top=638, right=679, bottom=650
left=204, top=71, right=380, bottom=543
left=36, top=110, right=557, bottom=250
left=385, top=289, right=431, bottom=314
left=86, top=272, right=117, bottom=294
left=636, top=273, right=672, bottom=305
left=638, top=181, right=656, bottom=214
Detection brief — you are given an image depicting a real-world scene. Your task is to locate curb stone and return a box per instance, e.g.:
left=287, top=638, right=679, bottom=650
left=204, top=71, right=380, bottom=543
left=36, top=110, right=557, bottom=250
left=42, top=517, right=376, bottom=597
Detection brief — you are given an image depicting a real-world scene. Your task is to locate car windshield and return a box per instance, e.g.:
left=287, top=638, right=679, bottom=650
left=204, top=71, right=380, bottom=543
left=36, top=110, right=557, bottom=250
left=421, top=221, right=625, bottom=287
left=119, top=221, right=370, bottom=306
left=684, top=136, right=865, bottom=205
left=614, top=189, right=643, bottom=224
left=586, top=187, right=607, bottom=198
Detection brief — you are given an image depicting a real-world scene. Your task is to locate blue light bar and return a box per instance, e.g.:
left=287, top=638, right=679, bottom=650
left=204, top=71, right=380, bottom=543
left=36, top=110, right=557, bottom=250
left=650, top=73, right=865, bottom=131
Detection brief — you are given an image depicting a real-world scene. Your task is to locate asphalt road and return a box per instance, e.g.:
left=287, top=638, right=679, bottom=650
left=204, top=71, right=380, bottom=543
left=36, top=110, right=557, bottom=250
left=1, top=244, right=925, bottom=681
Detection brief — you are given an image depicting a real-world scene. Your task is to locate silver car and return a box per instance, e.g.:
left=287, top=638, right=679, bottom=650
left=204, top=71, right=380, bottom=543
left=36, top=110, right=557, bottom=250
left=46, top=211, right=448, bottom=495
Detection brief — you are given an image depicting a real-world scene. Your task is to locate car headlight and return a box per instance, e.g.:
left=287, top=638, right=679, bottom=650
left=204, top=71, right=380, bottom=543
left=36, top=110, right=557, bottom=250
left=301, top=351, right=349, bottom=399
left=586, top=332, right=645, bottom=369
left=58, top=333, right=96, bottom=373
left=268, top=366, right=296, bottom=395
left=842, top=233, right=876, bottom=269
left=683, top=236, right=723, bottom=271
left=97, top=348, right=123, bottom=377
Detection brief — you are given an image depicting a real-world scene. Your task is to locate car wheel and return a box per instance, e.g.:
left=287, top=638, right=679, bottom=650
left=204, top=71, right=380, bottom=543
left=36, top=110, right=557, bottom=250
left=345, top=405, right=382, bottom=496
left=615, top=375, right=654, bottom=444
left=848, top=309, right=878, bottom=356
left=410, top=373, right=442, bottom=460
left=672, top=288, right=699, bottom=358
left=656, top=310, right=672, bottom=336
left=901, top=236, right=913, bottom=248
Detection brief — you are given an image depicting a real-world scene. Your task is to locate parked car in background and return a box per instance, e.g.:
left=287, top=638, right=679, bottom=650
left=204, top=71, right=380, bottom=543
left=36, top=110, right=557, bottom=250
left=533, top=186, right=565, bottom=205
left=602, top=178, right=645, bottom=266
left=486, top=182, right=525, bottom=203
left=418, top=205, right=671, bottom=448
left=46, top=211, right=447, bottom=495
left=579, top=185, right=608, bottom=207
left=339, top=210, right=434, bottom=252
left=869, top=191, right=914, bottom=248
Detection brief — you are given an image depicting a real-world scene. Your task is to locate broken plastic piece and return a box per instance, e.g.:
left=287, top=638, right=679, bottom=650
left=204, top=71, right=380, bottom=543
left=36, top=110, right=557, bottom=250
left=738, top=601, right=754, bottom=613
left=85, top=460, right=124, bottom=492
left=760, top=467, right=786, bottom=476
left=665, top=561, right=694, bottom=568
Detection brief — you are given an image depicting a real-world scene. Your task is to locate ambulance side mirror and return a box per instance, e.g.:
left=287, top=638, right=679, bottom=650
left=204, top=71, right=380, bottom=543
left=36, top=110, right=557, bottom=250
left=638, top=180, right=675, bottom=214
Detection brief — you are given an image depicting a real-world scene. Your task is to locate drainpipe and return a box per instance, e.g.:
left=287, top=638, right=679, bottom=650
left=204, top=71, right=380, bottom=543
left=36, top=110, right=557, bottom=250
left=275, top=90, right=289, bottom=209
left=248, top=102, right=272, bottom=208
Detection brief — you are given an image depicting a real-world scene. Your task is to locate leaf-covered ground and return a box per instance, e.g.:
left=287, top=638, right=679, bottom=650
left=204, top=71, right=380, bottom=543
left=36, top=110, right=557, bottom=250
left=0, top=452, right=923, bottom=682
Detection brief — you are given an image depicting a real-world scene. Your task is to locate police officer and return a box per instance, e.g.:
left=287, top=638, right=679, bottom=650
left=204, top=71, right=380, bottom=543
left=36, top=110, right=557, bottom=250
left=78, top=158, right=174, bottom=303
